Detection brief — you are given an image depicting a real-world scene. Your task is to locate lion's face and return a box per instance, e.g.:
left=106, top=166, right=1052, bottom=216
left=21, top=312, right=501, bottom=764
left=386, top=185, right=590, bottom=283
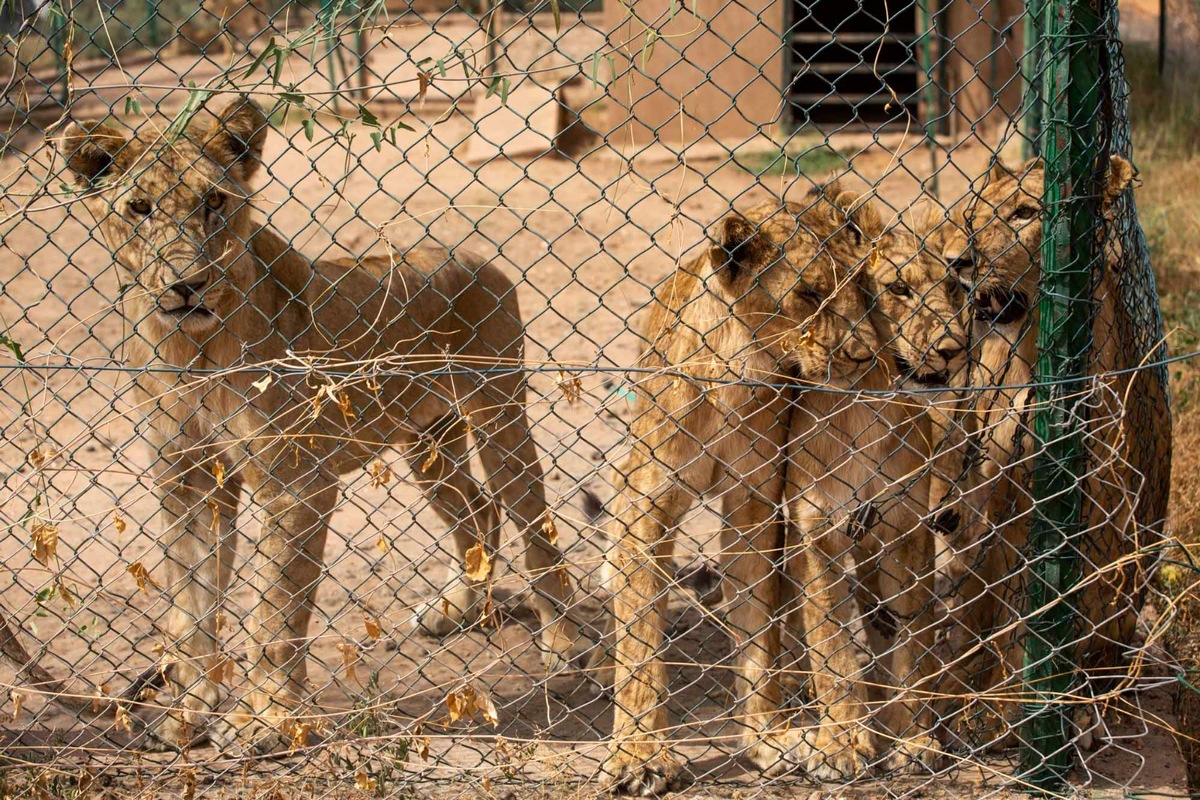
left=706, top=196, right=882, bottom=384
left=57, top=97, right=269, bottom=348
left=864, top=228, right=967, bottom=387
left=939, top=158, right=1044, bottom=325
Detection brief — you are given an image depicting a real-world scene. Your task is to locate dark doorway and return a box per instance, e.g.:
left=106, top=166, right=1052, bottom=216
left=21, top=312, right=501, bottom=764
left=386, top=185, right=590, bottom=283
left=786, top=0, right=923, bottom=131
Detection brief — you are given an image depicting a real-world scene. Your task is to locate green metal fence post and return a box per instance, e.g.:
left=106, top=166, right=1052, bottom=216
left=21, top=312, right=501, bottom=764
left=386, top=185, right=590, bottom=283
left=1019, top=0, right=1109, bottom=790
left=1021, top=0, right=1043, bottom=159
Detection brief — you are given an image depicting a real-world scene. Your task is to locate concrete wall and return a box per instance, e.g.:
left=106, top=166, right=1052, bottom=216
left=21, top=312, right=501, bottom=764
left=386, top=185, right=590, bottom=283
left=603, top=0, right=785, bottom=150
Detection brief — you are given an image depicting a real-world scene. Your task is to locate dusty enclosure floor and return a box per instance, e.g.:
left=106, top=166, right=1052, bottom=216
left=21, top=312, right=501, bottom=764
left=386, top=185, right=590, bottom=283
left=0, top=4, right=1189, bottom=796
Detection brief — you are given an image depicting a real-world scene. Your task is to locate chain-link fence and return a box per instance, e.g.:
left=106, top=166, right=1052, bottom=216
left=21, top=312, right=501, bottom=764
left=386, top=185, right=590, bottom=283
left=0, top=0, right=1183, bottom=796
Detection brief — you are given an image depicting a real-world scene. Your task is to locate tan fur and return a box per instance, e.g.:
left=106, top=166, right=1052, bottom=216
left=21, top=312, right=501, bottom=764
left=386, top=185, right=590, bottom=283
left=926, top=155, right=1165, bottom=742
left=54, top=96, right=580, bottom=753
left=601, top=195, right=884, bottom=794
left=785, top=218, right=966, bottom=778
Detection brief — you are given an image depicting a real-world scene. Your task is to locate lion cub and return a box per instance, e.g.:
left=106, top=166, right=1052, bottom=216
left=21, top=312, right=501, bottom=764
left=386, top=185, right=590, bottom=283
left=55, top=95, right=580, bottom=752
left=601, top=193, right=886, bottom=794
left=785, top=201, right=966, bottom=778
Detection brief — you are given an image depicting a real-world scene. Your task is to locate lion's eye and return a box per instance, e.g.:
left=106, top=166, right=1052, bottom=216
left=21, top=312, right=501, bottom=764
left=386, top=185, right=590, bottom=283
left=127, top=198, right=151, bottom=217
left=888, top=281, right=912, bottom=298
left=205, top=193, right=226, bottom=212
left=1010, top=205, right=1039, bottom=222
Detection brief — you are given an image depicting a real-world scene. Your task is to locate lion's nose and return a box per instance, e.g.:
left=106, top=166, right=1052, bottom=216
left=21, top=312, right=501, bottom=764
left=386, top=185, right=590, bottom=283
left=160, top=276, right=207, bottom=311
left=934, top=337, right=965, bottom=364
left=843, top=338, right=875, bottom=364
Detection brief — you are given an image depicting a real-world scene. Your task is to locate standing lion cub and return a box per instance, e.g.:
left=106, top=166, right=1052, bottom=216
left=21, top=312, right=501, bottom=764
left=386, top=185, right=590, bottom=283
left=55, top=95, right=580, bottom=752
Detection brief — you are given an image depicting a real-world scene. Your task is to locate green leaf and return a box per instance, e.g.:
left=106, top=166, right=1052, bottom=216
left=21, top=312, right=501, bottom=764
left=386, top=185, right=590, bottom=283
left=370, top=131, right=383, bottom=151
left=0, top=331, right=25, bottom=363
left=165, top=86, right=213, bottom=141
left=302, top=116, right=316, bottom=141
left=550, top=0, right=561, bottom=33
left=589, top=52, right=601, bottom=88
left=641, top=30, right=658, bottom=70
left=19, top=494, right=42, bottom=527
left=486, top=76, right=511, bottom=105
left=279, top=91, right=306, bottom=106
left=242, top=38, right=277, bottom=80
left=123, top=96, right=142, bottom=117
left=358, top=104, right=381, bottom=127
left=272, top=47, right=286, bottom=86
left=392, top=120, right=414, bottom=132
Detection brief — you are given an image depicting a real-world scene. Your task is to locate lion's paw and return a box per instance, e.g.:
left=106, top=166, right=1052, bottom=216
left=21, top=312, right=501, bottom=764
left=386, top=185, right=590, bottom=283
left=209, top=702, right=324, bottom=758
left=744, top=728, right=815, bottom=778
left=803, top=724, right=880, bottom=782
left=883, top=733, right=945, bottom=774
left=601, top=743, right=682, bottom=796
left=412, top=585, right=481, bottom=637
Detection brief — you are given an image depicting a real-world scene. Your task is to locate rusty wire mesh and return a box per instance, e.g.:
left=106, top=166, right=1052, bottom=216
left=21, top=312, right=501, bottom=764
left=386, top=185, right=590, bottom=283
left=0, top=0, right=1182, bottom=797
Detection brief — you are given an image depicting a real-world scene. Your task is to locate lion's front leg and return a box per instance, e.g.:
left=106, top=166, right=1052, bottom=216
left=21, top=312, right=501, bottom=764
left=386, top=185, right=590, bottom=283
left=875, top=503, right=944, bottom=773
left=210, top=468, right=337, bottom=755
left=786, top=492, right=880, bottom=780
left=602, top=446, right=702, bottom=796
left=149, top=441, right=242, bottom=749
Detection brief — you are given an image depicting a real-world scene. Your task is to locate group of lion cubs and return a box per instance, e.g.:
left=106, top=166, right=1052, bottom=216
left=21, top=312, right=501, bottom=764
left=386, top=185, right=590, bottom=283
left=55, top=95, right=1164, bottom=792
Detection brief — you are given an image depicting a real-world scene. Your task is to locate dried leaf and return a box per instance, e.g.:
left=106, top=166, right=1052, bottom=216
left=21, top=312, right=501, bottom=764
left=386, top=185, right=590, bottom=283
left=31, top=522, right=58, bottom=565
left=354, top=771, right=377, bottom=792
left=556, top=371, right=583, bottom=406
left=55, top=580, right=78, bottom=610
left=363, top=614, right=381, bottom=640
left=421, top=440, right=440, bottom=473
left=417, top=71, right=431, bottom=108
left=336, top=640, right=359, bottom=681
left=542, top=512, right=559, bottom=546
left=251, top=374, right=273, bottom=394
left=128, top=562, right=160, bottom=595
left=212, top=460, right=226, bottom=489
left=181, top=766, right=197, bottom=800
left=376, top=533, right=389, bottom=554
left=207, top=655, right=234, bottom=684
left=289, top=721, right=312, bottom=751
left=416, top=734, right=430, bottom=761
left=336, top=390, right=353, bottom=423
left=114, top=703, right=133, bottom=733
left=92, top=683, right=110, bottom=713
left=113, top=513, right=127, bottom=534
left=368, top=459, right=392, bottom=488
left=445, top=685, right=476, bottom=723
left=11, top=690, right=23, bottom=721
left=480, top=690, right=499, bottom=727
left=464, top=544, right=491, bottom=583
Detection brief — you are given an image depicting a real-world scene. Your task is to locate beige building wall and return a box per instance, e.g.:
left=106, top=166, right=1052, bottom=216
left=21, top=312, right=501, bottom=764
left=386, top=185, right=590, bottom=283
left=603, top=0, right=785, bottom=150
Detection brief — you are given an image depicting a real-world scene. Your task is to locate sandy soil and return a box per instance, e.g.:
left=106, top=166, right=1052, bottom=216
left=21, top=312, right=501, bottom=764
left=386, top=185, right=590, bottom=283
left=0, top=11, right=1187, bottom=800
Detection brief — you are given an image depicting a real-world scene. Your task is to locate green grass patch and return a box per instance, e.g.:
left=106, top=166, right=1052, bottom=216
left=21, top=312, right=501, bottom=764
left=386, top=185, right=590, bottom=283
left=734, top=146, right=847, bottom=178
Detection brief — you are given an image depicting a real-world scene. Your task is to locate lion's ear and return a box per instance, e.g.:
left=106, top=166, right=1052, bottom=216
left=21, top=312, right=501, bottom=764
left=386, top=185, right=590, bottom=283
left=832, top=190, right=883, bottom=244
left=908, top=199, right=945, bottom=237
left=1021, top=157, right=1045, bottom=178
left=196, top=94, right=269, bottom=185
left=55, top=120, right=128, bottom=188
left=708, top=212, right=771, bottom=286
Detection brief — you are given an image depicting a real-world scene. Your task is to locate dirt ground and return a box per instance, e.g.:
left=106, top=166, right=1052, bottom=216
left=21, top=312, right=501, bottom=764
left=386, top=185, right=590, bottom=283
left=0, top=4, right=1188, bottom=799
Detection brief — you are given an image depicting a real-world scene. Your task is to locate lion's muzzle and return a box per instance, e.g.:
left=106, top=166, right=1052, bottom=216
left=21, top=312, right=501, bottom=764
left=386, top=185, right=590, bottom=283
left=158, top=275, right=214, bottom=319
